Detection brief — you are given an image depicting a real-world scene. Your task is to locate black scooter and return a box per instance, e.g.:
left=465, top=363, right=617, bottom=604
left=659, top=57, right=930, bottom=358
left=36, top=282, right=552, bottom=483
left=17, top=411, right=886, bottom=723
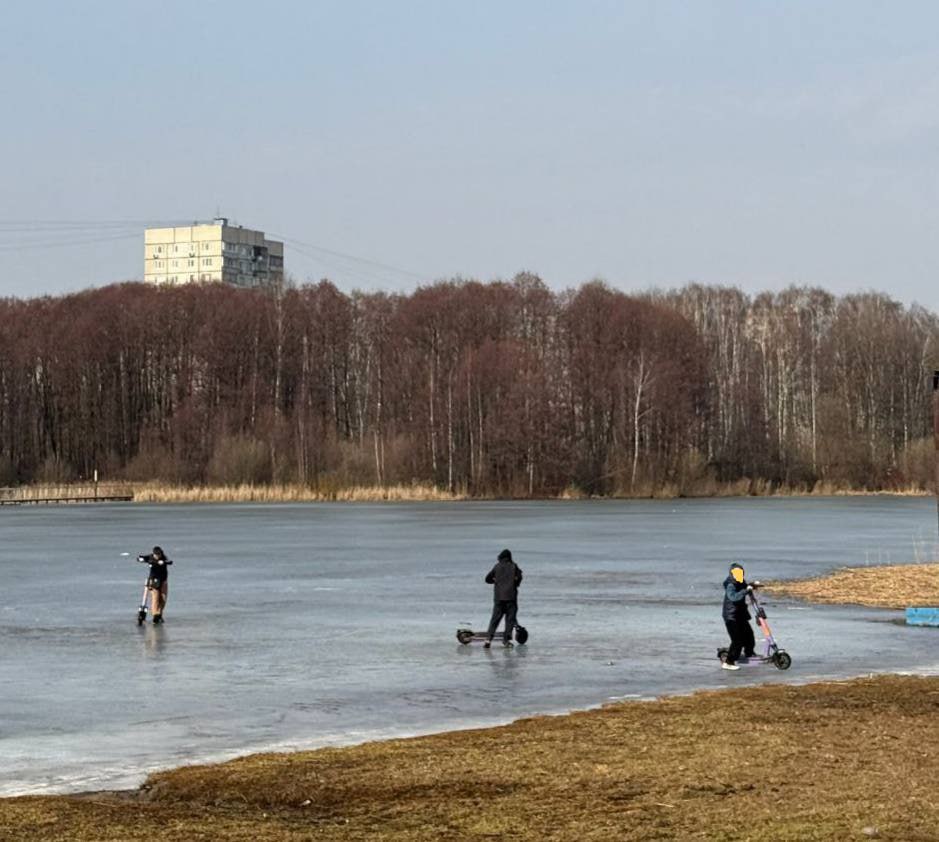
left=456, top=625, right=529, bottom=645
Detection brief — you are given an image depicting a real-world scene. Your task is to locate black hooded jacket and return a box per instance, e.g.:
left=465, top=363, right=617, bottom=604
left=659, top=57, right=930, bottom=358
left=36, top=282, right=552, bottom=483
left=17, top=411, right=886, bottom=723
left=485, top=558, right=523, bottom=602
left=722, top=575, right=751, bottom=622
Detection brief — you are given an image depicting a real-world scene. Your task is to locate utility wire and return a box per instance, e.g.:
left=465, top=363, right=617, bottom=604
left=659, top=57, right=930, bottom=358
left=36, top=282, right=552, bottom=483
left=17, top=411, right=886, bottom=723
left=0, top=232, right=141, bottom=252
left=0, top=220, right=435, bottom=288
left=286, top=244, right=392, bottom=288
left=0, top=219, right=187, bottom=228
left=284, top=240, right=428, bottom=290
left=286, top=246, right=403, bottom=290
left=0, top=219, right=186, bottom=249
left=271, top=233, right=429, bottom=282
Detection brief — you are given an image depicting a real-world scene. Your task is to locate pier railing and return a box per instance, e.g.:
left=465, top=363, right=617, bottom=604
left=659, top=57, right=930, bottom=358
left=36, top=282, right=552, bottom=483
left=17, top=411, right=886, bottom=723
left=0, top=483, right=135, bottom=505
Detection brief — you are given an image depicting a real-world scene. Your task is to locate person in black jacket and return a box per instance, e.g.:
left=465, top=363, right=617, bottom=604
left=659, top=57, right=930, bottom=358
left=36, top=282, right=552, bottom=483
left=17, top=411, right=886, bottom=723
left=484, top=548, right=523, bottom=648
left=137, top=546, right=173, bottom=624
left=721, top=562, right=757, bottom=670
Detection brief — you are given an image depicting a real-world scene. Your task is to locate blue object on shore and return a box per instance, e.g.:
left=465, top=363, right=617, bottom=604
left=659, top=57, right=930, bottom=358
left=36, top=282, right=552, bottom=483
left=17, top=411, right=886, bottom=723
left=906, top=607, right=939, bottom=626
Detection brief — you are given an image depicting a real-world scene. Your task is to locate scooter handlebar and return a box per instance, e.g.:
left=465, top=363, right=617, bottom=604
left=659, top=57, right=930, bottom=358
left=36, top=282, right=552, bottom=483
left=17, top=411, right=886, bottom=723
left=136, top=555, right=173, bottom=565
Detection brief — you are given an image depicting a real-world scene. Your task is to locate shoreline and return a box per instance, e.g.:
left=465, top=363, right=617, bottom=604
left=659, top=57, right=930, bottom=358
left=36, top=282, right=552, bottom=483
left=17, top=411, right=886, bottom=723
left=1, top=661, right=925, bottom=802
left=25, top=668, right=922, bottom=802
left=4, top=674, right=939, bottom=840
left=2, top=480, right=934, bottom=504
left=135, top=485, right=935, bottom=503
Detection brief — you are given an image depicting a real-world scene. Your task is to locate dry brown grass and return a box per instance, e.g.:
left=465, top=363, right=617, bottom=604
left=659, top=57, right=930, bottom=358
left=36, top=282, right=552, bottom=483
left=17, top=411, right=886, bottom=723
left=3, top=479, right=933, bottom=504
left=767, top=562, right=939, bottom=609
left=131, top=482, right=470, bottom=503
left=805, top=481, right=929, bottom=497
left=578, top=480, right=929, bottom=501
left=4, top=675, right=939, bottom=841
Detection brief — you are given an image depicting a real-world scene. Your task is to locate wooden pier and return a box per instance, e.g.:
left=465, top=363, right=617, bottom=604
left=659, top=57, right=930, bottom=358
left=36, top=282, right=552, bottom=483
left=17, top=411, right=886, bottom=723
left=0, top=483, right=134, bottom=505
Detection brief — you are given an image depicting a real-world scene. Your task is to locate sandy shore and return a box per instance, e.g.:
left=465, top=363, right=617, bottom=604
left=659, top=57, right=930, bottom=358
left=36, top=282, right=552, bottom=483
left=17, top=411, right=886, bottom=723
left=3, top=675, right=939, bottom=841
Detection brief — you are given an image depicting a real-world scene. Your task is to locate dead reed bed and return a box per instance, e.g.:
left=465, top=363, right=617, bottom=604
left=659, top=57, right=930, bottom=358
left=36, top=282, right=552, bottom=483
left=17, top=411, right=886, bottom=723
left=806, top=481, right=929, bottom=497
left=767, top=562, right=939, bottom=609
left=574, top=477, right=928, bottom=500
left=2, top=479, right=931, bottom=504
left=131, top=482, right=469, bottom=503
left=3, top=675, right=939, bottom=841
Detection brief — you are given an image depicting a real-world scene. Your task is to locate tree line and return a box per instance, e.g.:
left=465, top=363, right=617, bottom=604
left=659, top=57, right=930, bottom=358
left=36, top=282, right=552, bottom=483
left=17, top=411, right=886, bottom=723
left=1, top=276, right=936, bottom=494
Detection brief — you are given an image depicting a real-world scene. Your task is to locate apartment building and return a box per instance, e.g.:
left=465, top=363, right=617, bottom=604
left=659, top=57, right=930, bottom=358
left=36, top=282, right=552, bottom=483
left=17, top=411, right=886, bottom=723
left=144, top=219, right=284, bottom=287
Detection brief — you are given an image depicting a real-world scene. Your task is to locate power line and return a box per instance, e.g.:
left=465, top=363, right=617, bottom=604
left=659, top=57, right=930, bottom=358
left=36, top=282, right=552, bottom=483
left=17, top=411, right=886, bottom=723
left=0, top=219, right=186, bottom=250
left=0, top=232, right=141, bottom=252
left=0, top=219, right=187, bottom=228
left=284, top=239, right=433, bottom=290
left=286, top=245, right=405, bottom=290
left=271, top=233, right=429, bottom=282
left=0, top=220, right=435, bottom=288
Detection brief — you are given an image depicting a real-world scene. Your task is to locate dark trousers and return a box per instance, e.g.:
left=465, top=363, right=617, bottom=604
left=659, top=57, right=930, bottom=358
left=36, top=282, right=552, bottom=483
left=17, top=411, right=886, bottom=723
left=487, top=600, right=518, bottom=643
left=724, top=618, right=755, bottom=664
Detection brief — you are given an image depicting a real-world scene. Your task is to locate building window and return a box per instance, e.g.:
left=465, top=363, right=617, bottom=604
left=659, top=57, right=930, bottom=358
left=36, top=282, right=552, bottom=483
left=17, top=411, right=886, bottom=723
left=188, top=259, right=194, bottom=267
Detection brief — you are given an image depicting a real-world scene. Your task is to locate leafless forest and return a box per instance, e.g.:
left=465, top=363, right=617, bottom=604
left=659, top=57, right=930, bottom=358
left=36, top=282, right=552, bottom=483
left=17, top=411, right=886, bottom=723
left=1, top=276, right=936, bottom=495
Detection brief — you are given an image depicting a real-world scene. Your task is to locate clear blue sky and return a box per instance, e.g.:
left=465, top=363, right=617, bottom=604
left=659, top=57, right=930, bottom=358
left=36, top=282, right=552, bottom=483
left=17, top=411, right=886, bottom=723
left=1, top=1, right=937, bottom=304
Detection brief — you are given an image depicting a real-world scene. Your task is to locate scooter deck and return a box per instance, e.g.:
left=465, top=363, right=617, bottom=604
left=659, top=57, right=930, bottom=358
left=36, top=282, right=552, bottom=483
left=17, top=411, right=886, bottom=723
left=716, top=646, right=791, bottom=670
left=457, top=626, right=528, bottom=645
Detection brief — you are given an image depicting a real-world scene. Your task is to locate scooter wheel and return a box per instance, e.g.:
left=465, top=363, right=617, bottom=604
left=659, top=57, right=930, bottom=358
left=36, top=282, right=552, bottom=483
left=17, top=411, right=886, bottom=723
left=456, top=629, right=474, bottom=645
left=773, top=651, right=792, bottom=670
left=515, top=626, right=529, bottom=645
left=137, top=611, right=146, bottom=626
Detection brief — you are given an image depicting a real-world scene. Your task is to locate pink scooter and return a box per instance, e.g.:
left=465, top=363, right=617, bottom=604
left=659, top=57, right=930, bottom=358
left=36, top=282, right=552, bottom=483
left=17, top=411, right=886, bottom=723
left=717, top=586, right=792, bottom=670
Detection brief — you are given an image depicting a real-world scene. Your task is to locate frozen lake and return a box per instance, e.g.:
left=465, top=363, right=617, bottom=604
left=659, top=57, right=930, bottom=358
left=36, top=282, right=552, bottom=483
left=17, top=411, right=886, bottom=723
left=2, top=497, right=938, bottom=796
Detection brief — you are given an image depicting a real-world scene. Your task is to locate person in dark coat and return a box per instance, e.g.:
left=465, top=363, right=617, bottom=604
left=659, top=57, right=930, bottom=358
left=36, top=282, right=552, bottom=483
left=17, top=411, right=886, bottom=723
left=484, top=549, right=523, bottom=648
left=137, top=546, right=173, bottom=624
left=721, top=562, right=757, bottom=670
